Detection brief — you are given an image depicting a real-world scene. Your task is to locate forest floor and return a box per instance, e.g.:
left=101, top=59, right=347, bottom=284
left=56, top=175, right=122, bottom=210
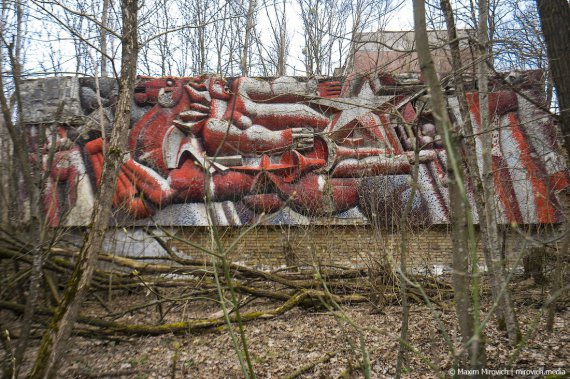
left=3, top=275, right=569, bottom=379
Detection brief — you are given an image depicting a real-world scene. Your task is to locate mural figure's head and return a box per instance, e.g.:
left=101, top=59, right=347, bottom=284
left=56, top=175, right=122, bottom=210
left=207, top=76, right=231, bottom=100
left=134, top=76, right=185, bottom=107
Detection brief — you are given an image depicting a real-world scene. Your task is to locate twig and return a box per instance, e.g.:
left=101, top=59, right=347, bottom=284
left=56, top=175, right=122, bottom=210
left=281, top=351, right=338, bottom=379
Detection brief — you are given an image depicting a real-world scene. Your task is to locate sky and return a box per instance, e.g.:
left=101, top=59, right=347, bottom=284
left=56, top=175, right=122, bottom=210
left=20, top=0, right=416, bottom=78
left=269, top=0, right=414, bottom=76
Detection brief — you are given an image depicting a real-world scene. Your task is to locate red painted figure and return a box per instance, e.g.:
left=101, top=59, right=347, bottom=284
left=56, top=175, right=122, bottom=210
left=80, top=74, right=421, bottom=218
left=38, top=72, right=569, bottom=225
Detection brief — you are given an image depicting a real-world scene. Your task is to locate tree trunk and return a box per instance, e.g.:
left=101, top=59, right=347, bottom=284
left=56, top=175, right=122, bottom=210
left=29, top=1, right=139, bottom=378
left=395, top=147, right=420, bottom=378
left=100, top=0, right=110, bottom=77
left=0, top=4, right=47, bottom=378
left=536, top=0, right=570, bottom=333
left=537, top=0, right=570, bottom=160
left=477, top=0, right=520, bottom=346
left=277, top=1, right=287, bottom=76
left=441, top=0, right=505, bottom=334
left=412, top=0, right=485, bottom=369
left=240, top=0, right=256, bottom=76
left=440, top=0, right=520, bottom=347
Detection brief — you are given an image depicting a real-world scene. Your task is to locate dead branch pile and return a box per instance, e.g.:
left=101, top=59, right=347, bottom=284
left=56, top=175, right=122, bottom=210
left=0, top=235, right=452, bottom=338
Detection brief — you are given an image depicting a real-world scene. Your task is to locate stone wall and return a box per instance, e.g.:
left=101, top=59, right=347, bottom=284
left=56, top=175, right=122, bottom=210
left=165, top=224, right=537, bottom=270
left=90, top=222, right=565, bottom=271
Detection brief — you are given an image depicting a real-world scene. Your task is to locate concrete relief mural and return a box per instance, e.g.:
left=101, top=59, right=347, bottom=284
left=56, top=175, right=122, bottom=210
left=22, top=73, right=568, bottom=226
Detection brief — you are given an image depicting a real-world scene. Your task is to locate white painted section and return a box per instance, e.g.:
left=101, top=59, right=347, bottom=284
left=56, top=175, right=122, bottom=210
left=212, top=202, right=229, bottom=225
left=499, top=117, right=537, bottom=223
left=163, top=125, right=185, bottom=169
left=416, top=164, right=448, bottom=223
left=222, top=201, right=242, bottom=225
left=64, top=150, right=94, bottom=226
left=102, top=228, right=167, bottom=257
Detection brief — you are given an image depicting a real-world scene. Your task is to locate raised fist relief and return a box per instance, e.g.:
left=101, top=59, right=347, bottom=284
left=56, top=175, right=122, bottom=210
left=291, top=127, right=314, bottom=151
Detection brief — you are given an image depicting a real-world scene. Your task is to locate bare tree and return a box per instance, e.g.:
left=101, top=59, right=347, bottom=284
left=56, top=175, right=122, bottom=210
left=298, top=0, right=348, bottom=76
left=439, top=0, right=521, bottom=348
left=29, top=0, right=139, bottom=377
left=178, top=0, right=212, bottom=75
left=342, top=0, right=398, bottom=74
left=0, top=3, right=50, bottom=377
left=478, top=0, right=521, bottom=346
left=491, top=0, right=553, bottom=104
left=537, top=0, right=570, bottom=160
left=138, top=0, right=175, bottom=76
left=413, top=0, right=486, bottom=369
left=262, top=0, right=289, bottom=76
left=209, top=0, right=244, bottom=76
left=240, top=0, right=257, bottom=76
left=536, top=0, right=570, bottom=334
left=101, top=0, right=110, bottom=77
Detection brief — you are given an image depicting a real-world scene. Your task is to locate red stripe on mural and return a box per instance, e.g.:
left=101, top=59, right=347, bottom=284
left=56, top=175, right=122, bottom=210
left=507, top=112, right=556, bottom=223
left=492, top=155, right=523, bottom=224
left=43, top=181, right=60, bottom=227
left=467, top=92, right=482, bottom=130
left=549, top=171, right=570, bottom=191
left=326, top=112, right=342, bottom=134
left=379, top=114, right=402, bottom=154
left=358, top=113, right=386, bottom=146
left=428, top=160, right=450, bottom=219
left=466, top=91, right=519, bottom=127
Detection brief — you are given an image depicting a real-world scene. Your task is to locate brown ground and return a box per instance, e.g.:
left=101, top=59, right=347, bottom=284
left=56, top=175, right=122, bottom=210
left=3, top=277, right=569, bottom=379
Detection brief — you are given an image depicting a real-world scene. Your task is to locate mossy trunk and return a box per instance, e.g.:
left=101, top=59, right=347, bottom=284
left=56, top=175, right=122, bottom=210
left=29, top=1, right=139, bottom=378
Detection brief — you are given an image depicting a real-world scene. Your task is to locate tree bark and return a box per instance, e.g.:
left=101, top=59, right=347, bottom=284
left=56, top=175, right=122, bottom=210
left=100, top=0, right=110, bottom=77
left=477, top=0, right=520, bottom=346
left=536, top=0, right=570, bottom=333
left=277, top=1, right=287, bottom=76
left=240, top=0, right=257, bottom=76
left=441, top=0, right=520, bottom=348
left=537, top=0, right=570, bottom=160
left=395, top=147, right=420, bottom=378
left=29, top=1, right=139, bottom=378
left=412, top=0, right=485, bottom=369
left=0, top=4, right=48, bottom=378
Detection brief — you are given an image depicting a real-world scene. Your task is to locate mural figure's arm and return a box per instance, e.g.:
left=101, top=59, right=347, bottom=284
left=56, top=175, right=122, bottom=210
left=266, top=172, right=359, bottom=215
left=202, top=119, right=313, bottom=156
left=225, top=93, right=329, bottom=132
left=169, top=159, right=253, bottom=203
left=225, top=77, right=329, bottom=134
left=85, top=138, right=174, bottom=218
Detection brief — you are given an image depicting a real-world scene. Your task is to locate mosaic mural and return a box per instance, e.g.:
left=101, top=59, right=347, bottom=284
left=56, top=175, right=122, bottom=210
left=22, top=72, right=568, bottom=226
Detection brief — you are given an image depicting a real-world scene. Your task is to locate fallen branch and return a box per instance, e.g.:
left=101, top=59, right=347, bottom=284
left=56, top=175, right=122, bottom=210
left=0, top=290, right=329, bottom=336
left=281, top=350, right=338, bottom=379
